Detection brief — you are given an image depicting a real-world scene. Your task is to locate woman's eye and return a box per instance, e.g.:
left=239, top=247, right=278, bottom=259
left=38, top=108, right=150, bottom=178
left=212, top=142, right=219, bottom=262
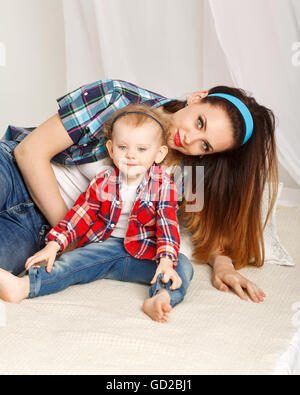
left=198, top=117, right=204, bottom=129
left=202, top=141, right=209, bottom=152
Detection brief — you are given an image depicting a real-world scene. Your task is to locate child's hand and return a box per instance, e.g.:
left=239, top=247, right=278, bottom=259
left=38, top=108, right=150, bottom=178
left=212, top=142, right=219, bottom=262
left=150, top=257, right=182, bottom=290
left=25, top=241, right=61, bottom=273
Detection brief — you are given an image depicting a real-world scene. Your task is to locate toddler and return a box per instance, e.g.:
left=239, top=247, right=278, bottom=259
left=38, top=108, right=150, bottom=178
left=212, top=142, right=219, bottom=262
left=0, top=105, right=193, bottom=323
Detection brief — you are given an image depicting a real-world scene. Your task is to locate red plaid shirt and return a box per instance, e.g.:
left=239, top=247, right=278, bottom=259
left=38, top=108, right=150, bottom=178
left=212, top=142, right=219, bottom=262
left=46, top=164, right=180, bottom=265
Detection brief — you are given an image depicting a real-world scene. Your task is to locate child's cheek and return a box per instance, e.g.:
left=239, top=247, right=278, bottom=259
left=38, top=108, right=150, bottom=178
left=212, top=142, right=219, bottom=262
left=111, top=154, right=122, bottom=169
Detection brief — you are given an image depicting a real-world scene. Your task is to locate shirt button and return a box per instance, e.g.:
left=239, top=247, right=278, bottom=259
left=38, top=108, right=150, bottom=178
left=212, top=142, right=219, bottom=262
left=111, top=224, right=115, bottom=228
left=116, top=201, right=120, bottom=205
left=148, top=202, right=153, bottom=206
left=84, top=92, right=88, bottom=96
left=83, top=144, right=88, bottom=147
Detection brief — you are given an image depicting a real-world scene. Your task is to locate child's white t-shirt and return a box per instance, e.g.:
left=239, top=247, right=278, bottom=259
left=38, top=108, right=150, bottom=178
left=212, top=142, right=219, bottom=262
left=110, top=182, right=139, bottom=238
left=51, top=159, right=139, bottom=238
left=51, top=158, right=113, bottom=209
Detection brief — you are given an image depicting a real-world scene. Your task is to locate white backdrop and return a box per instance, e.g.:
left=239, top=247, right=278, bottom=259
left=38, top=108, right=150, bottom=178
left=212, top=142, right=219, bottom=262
left=63, top=0, right=300, bottom=187
left=62, top=0, right=203, bottom=99
left=0, top=0, right=66, bottom=133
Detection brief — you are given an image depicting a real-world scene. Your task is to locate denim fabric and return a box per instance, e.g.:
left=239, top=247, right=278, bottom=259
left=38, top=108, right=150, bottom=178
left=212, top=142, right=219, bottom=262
left=28, top=237, right=194, bottom=308
left=0, top=141, right=51, bottom=275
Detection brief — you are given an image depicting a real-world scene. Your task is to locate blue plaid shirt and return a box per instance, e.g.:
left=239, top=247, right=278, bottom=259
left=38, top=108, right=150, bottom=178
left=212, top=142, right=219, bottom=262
left=4, top=79, right=176, bottom=165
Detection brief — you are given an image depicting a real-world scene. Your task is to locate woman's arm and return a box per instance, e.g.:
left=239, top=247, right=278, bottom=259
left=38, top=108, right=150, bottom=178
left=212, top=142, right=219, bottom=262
left=14, top=114, right=74, bottom=227
left=208, top=253, right=266, bottom=303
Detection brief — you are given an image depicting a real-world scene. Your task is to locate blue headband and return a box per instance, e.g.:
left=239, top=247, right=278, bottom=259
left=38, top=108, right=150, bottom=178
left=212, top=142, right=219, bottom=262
left=208, top=93, right=254, bottom=145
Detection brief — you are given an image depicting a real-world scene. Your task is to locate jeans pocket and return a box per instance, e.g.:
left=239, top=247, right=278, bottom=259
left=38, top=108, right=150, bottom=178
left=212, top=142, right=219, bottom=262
left=11, top=201, right=35, bottom=216
left=0, top=141, right=18, bottom=161
left=8, top=201, right=50, bottom=248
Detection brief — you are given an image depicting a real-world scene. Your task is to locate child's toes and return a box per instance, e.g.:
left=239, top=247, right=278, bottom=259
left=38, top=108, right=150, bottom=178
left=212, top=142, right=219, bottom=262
left=154, top=301, right=163, bottom=314
left=158, top=316, right=167, bottom=323
left=162, top=303, right=172, bottom=314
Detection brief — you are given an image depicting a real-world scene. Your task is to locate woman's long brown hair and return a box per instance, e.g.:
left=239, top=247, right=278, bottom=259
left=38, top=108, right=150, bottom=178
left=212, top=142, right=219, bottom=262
left=164, top=86, right=278, bottom=269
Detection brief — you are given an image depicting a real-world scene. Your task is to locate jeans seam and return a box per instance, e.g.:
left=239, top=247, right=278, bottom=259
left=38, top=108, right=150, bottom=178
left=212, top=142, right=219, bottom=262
left=0, top=202, right=42, bottom=246
left=28, top=268, right=39, bottom=298
left=121, top=254, right=131, bottom=281
left=0, top=142, right=16, bottom=160
left=40, top=252, right=128, bottom=286
left=0, top=200, right=34, bottom=216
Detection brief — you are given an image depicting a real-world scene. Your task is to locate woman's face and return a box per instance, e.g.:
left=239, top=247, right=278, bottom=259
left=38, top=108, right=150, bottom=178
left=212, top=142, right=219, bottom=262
left=167, top=92, right=235, bottom=156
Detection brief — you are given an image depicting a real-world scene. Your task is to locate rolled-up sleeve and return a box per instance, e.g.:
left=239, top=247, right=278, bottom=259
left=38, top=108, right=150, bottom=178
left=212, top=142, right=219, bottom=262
left=56, top=79, right=114, bottom=145
left=45, top=175, right=104, bottom=252
left=156, top=178, right=180, bottom=267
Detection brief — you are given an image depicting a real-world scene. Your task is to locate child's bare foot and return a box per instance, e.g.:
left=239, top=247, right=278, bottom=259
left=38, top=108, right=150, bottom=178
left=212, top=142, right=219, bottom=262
left=0, top=268, right=29, bottom=303
left=142, top=289, right=172, bottom=323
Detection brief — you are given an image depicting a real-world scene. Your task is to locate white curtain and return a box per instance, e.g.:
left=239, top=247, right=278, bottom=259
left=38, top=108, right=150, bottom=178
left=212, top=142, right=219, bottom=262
left=62, top=0, right=300, bottom=186
left=208, top=0, right=300, bottom=186
left=62, top=0, right=203, bottom=98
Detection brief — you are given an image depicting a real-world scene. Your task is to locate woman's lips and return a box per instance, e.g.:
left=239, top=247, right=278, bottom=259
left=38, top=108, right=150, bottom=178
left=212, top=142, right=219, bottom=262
left=174, top=130, right=183, bottom=147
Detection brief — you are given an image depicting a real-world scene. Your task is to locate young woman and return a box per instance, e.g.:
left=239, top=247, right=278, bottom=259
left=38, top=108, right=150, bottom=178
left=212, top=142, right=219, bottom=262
left=0, top=79, right=278, bottom=303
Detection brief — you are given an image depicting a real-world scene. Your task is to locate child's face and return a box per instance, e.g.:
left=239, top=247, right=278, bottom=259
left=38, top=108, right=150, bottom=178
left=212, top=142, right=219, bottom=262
left=106, top=119, right=168, bottom=182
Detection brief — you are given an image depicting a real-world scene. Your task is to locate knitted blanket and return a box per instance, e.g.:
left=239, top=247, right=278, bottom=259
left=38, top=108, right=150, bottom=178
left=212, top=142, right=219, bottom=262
left=0, top=206, right=299, bottom=375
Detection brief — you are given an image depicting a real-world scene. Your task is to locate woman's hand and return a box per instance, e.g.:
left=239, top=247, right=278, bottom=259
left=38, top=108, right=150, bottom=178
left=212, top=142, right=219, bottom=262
left=210, top=256, right=266, bottom=303
left=25, top=241, right=61, bottom=273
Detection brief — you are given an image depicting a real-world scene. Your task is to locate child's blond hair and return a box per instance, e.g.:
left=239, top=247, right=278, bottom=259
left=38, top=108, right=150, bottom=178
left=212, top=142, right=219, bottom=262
left=103, top=104, right=169, bottom=144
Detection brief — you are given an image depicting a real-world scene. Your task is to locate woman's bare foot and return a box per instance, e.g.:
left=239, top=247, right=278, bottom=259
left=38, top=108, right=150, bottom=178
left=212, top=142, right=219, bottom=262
left=142, top=289, right=172, bottom=323
left=0, top=268, right=29, bottom=303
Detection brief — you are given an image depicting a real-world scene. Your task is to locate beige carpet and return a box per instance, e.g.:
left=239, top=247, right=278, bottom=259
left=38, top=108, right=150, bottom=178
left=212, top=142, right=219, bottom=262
left=0, top=206, right=299, bottom=375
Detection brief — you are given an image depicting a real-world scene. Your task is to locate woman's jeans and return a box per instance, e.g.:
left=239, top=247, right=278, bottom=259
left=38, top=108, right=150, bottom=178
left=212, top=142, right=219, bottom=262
left=0, top=141, right=50, bottom=275
left=28, top=237, right=194, bottom=308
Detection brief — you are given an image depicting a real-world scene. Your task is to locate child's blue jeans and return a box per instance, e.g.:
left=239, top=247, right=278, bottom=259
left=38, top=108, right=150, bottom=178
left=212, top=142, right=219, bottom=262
left=28, top=237, right=194, bottom=307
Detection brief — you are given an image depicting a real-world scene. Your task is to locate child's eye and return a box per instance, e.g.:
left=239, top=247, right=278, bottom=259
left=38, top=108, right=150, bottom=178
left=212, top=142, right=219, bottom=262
left=118, top=145, right=127, bottom=150
left=138, top=147, right=147, bottom=152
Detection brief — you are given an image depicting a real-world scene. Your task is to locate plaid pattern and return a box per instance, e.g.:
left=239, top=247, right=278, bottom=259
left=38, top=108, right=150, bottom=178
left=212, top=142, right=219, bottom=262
left=4, top=79, right=176, bottom=165
left=46, top=164, right=180, bottom=265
